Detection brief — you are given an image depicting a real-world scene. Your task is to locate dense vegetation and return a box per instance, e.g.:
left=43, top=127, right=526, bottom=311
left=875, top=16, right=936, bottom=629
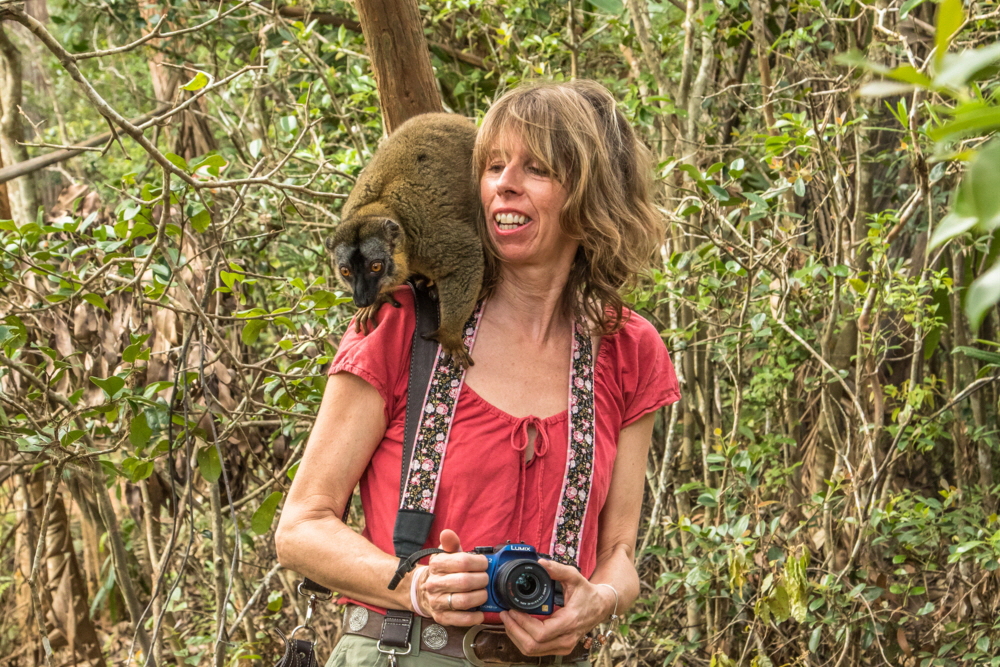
left=1, top=0, right=999, bottom=666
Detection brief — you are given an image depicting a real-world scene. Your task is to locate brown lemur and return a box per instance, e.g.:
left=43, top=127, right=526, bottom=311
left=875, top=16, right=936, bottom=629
left=326, top=113, right=486, bottom=369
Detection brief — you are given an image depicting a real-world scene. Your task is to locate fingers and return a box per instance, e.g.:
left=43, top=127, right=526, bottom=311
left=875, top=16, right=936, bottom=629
left=501, top=610, right=581, bottom=657
left=438, top=528, right=462, bottom=553
left=538, top=558, right=587, bottom=583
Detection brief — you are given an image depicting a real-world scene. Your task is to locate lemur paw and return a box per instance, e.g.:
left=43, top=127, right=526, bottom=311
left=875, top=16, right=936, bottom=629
left=427, top=330, right=474, bottom=370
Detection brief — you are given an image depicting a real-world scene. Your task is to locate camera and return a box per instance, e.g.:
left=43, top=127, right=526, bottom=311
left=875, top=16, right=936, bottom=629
left=471, top=543, right=564, bottom=615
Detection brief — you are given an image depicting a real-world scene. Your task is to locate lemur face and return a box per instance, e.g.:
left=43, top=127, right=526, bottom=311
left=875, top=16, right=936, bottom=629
left=327, top=218, right=402, bottom=307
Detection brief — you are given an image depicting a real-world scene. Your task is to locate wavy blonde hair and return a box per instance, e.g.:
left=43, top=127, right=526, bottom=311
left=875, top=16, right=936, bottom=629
left=474, top=80, right=661, bottom=333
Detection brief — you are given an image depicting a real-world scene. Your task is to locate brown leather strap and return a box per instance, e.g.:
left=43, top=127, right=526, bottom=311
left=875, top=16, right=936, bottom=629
left=342, top=605, right=590, bottom=665
left=379, top=608, right=414, bottom=650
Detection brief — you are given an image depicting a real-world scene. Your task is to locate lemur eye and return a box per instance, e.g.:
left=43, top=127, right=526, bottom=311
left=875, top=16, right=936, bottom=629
left=370, top=261, right=384, bottom=273
left=340, top=267, right=351, bottom=277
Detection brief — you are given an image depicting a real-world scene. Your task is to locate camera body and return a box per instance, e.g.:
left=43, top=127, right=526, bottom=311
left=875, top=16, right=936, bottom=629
left=472, top=543, right=564, bottom=615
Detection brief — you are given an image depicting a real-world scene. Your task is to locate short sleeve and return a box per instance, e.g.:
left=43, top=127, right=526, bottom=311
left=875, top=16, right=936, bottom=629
left=328, top=287, right=415, bottom=424
left=616, top=312, right=681, bottom=426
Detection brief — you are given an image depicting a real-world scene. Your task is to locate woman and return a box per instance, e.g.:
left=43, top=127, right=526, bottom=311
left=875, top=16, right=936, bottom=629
left=276, top=80, right=680, bottom=665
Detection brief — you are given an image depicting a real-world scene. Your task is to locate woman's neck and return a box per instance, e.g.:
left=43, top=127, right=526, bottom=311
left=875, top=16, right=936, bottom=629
left=489, top=264, right=573, bottom=344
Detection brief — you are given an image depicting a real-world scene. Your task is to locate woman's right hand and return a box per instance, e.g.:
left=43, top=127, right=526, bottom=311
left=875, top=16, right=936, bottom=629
left=414, top=529, right=489, bottom=626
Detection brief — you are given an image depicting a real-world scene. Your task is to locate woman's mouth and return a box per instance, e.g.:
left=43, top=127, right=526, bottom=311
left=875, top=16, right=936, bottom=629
left=495, top=212, right=530, bottom=231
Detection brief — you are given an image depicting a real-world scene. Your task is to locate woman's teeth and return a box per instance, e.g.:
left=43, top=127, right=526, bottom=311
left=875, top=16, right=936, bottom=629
left=495, top=213, right=528, bottom=230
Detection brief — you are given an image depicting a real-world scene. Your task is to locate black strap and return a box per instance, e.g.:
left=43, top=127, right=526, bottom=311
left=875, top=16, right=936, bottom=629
left=387, top=547, right=447, bottom=591
left=296, top=280, right=441, bottom=602
left=391, top=281, right=440, bottom=560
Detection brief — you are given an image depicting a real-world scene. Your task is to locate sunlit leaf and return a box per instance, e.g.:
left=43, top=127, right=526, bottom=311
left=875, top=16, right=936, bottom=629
left=930, top=105, right=1000, bottom=141
left=858, top=81, right=916, bottom=98
left=965, top=259, right=1000, bottom=331
left=181, top=71, right=210, bottom=91
left=934, top=43, right=1000, bottom=89
left=935, top=0, right=965, bottom=65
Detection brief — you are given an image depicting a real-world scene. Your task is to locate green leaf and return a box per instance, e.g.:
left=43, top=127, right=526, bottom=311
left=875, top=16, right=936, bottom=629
left=192, top=154, right=227, bottom=177
left=931, top=105, right=1000, bottom=142
left=2, top=315, right=27, bottom=352
left=934, top=42, right=1000, bottom=89
left=190, top=209, right=211, bottom=233
left=953, top=345, right=1000, bottom=366
left=900, top=0, right=931, bottom=19
left=769, top=585, right=791, bottom=623
left=965, top=259, right=1000, bottom=331
left=858, top=81, right=916, bottom=98
left=808, top=626, right=822, bottom=653
left=249, top=138, right=263, bottom=159
left=251, top=491, right=283, bottom=535
left=886, top=64, right=932, bottom=87
left=708, top=184, right=731, bottom=201
left=165, top=153, right=188, bottom=171
left=935, top=0, right=965, bottom=65
left=589, top=0, right=624, bottom=13
left=90, top=376, right=126, bottom=400
left=197, top=444, right=222, bottom=483
left=82, top=293, right=111, bottom=312
left=130, top=412, right=152, bottom=448
left=929, top=211, right=979, bottom=250
left=242, top=320, right=267, bottom=345
left=181, top=71, right=209, bottom=91
left=793, top=178, right=806, bottom=197
left=130, top=460, right=154, bottom=482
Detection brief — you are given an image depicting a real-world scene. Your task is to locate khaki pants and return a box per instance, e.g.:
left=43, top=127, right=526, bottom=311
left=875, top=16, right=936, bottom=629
left=325, top=618, right=592, bottom=667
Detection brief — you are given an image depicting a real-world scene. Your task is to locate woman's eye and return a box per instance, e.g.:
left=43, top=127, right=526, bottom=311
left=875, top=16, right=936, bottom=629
left=340, top=267, right=351, bottom=277
left=370, top=261, right=383, bottom=273
left=528, top=164, right=549, bottom=176
left=487, top=163, right=504, bottom=173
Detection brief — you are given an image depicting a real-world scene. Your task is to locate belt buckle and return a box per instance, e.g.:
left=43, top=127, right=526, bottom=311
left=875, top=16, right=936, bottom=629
left=462, top=625, right=489, bottom=667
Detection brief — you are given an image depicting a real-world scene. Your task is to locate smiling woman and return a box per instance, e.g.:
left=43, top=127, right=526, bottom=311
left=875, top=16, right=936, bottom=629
left=276, top=80, right=679, bottom=667
left=473, top=81, right=662, bottom=333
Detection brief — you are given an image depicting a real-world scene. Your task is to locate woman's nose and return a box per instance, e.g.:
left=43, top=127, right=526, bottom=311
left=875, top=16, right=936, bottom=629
left=495, top=165, right=521, bottom=195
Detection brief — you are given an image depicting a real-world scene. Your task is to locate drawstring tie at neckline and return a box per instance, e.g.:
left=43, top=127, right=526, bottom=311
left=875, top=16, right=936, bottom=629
left=509, top=416, right=549, bottom=541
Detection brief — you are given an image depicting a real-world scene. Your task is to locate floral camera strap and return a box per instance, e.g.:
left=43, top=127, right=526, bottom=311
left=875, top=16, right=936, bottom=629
left=399, top=301, right=597, bottom=568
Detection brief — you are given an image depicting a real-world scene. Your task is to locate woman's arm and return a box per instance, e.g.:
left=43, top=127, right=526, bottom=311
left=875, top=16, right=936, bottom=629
left=275, top=372, right=414, bottom=609
left=500, top=411, right=657, bottom=655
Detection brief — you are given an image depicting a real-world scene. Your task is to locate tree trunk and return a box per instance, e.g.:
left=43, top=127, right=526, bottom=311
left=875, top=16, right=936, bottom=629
left=355, top=0, right=442, bottom=134
left=0, top=24, right=39, bottom=223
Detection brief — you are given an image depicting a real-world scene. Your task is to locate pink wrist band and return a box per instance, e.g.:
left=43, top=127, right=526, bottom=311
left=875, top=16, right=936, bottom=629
left=410, top=566, right=430, bottom=617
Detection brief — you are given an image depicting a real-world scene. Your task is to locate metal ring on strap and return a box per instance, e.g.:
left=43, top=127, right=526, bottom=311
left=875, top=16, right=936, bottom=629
left=376, top=641, right=413, bottom=657
left=297, top=582, right=333, bottom=601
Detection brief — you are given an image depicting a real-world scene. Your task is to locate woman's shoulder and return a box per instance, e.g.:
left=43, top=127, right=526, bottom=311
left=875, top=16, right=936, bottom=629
left=600, top=307, right=665, bottom=359
left=330, top=285, right=417, bottom=374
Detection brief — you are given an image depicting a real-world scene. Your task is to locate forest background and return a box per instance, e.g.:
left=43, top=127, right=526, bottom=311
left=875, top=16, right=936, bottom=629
left=1, top=0, right=1000, bottom=666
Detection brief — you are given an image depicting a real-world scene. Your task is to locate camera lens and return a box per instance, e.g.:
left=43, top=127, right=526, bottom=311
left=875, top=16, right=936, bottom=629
left=494, top=560, right=552, bottom=612
left=516, top=573, right=538, bottom=597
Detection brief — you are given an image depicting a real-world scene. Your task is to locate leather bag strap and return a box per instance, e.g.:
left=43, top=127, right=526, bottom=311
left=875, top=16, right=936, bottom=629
left=297, top=280, right=440, bottom=602
left=391, top=281, right=440, bottom=559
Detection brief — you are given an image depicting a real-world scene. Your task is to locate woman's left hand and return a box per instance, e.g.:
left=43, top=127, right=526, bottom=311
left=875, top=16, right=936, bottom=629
left=499, top=559, right=615, bottom=656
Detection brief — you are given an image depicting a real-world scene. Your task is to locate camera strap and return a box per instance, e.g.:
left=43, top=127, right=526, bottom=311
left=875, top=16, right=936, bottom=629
left=285, top=280, right=440, bottom=657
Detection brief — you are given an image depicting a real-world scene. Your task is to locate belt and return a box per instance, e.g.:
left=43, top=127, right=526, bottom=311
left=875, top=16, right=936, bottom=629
left=342, top=604, right=590, bottom=666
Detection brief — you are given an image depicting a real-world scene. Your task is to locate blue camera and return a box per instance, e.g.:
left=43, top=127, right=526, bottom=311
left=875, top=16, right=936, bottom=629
left=472, top=543, right=564, bottom=615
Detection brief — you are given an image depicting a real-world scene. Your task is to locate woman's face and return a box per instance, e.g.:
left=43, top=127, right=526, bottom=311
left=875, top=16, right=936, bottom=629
left=480, top=135, right=577, bottom=269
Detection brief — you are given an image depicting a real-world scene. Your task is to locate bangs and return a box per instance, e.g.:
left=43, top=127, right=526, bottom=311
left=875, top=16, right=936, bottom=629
left=474, top=86, right=585, bottom=186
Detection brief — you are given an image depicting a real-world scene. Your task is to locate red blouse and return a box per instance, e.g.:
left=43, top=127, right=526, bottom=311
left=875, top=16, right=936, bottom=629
left=329, top=288, right=680, bottom=608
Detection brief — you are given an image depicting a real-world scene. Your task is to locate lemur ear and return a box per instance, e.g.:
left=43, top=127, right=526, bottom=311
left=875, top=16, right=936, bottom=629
left=383, top=219, right=401, bottom=242
left=324, top=237, right=337, bottom=251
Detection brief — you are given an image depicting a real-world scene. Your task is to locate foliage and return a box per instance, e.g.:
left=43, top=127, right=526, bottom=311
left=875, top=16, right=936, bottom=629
left=0, top=0, right=998, bottom=666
